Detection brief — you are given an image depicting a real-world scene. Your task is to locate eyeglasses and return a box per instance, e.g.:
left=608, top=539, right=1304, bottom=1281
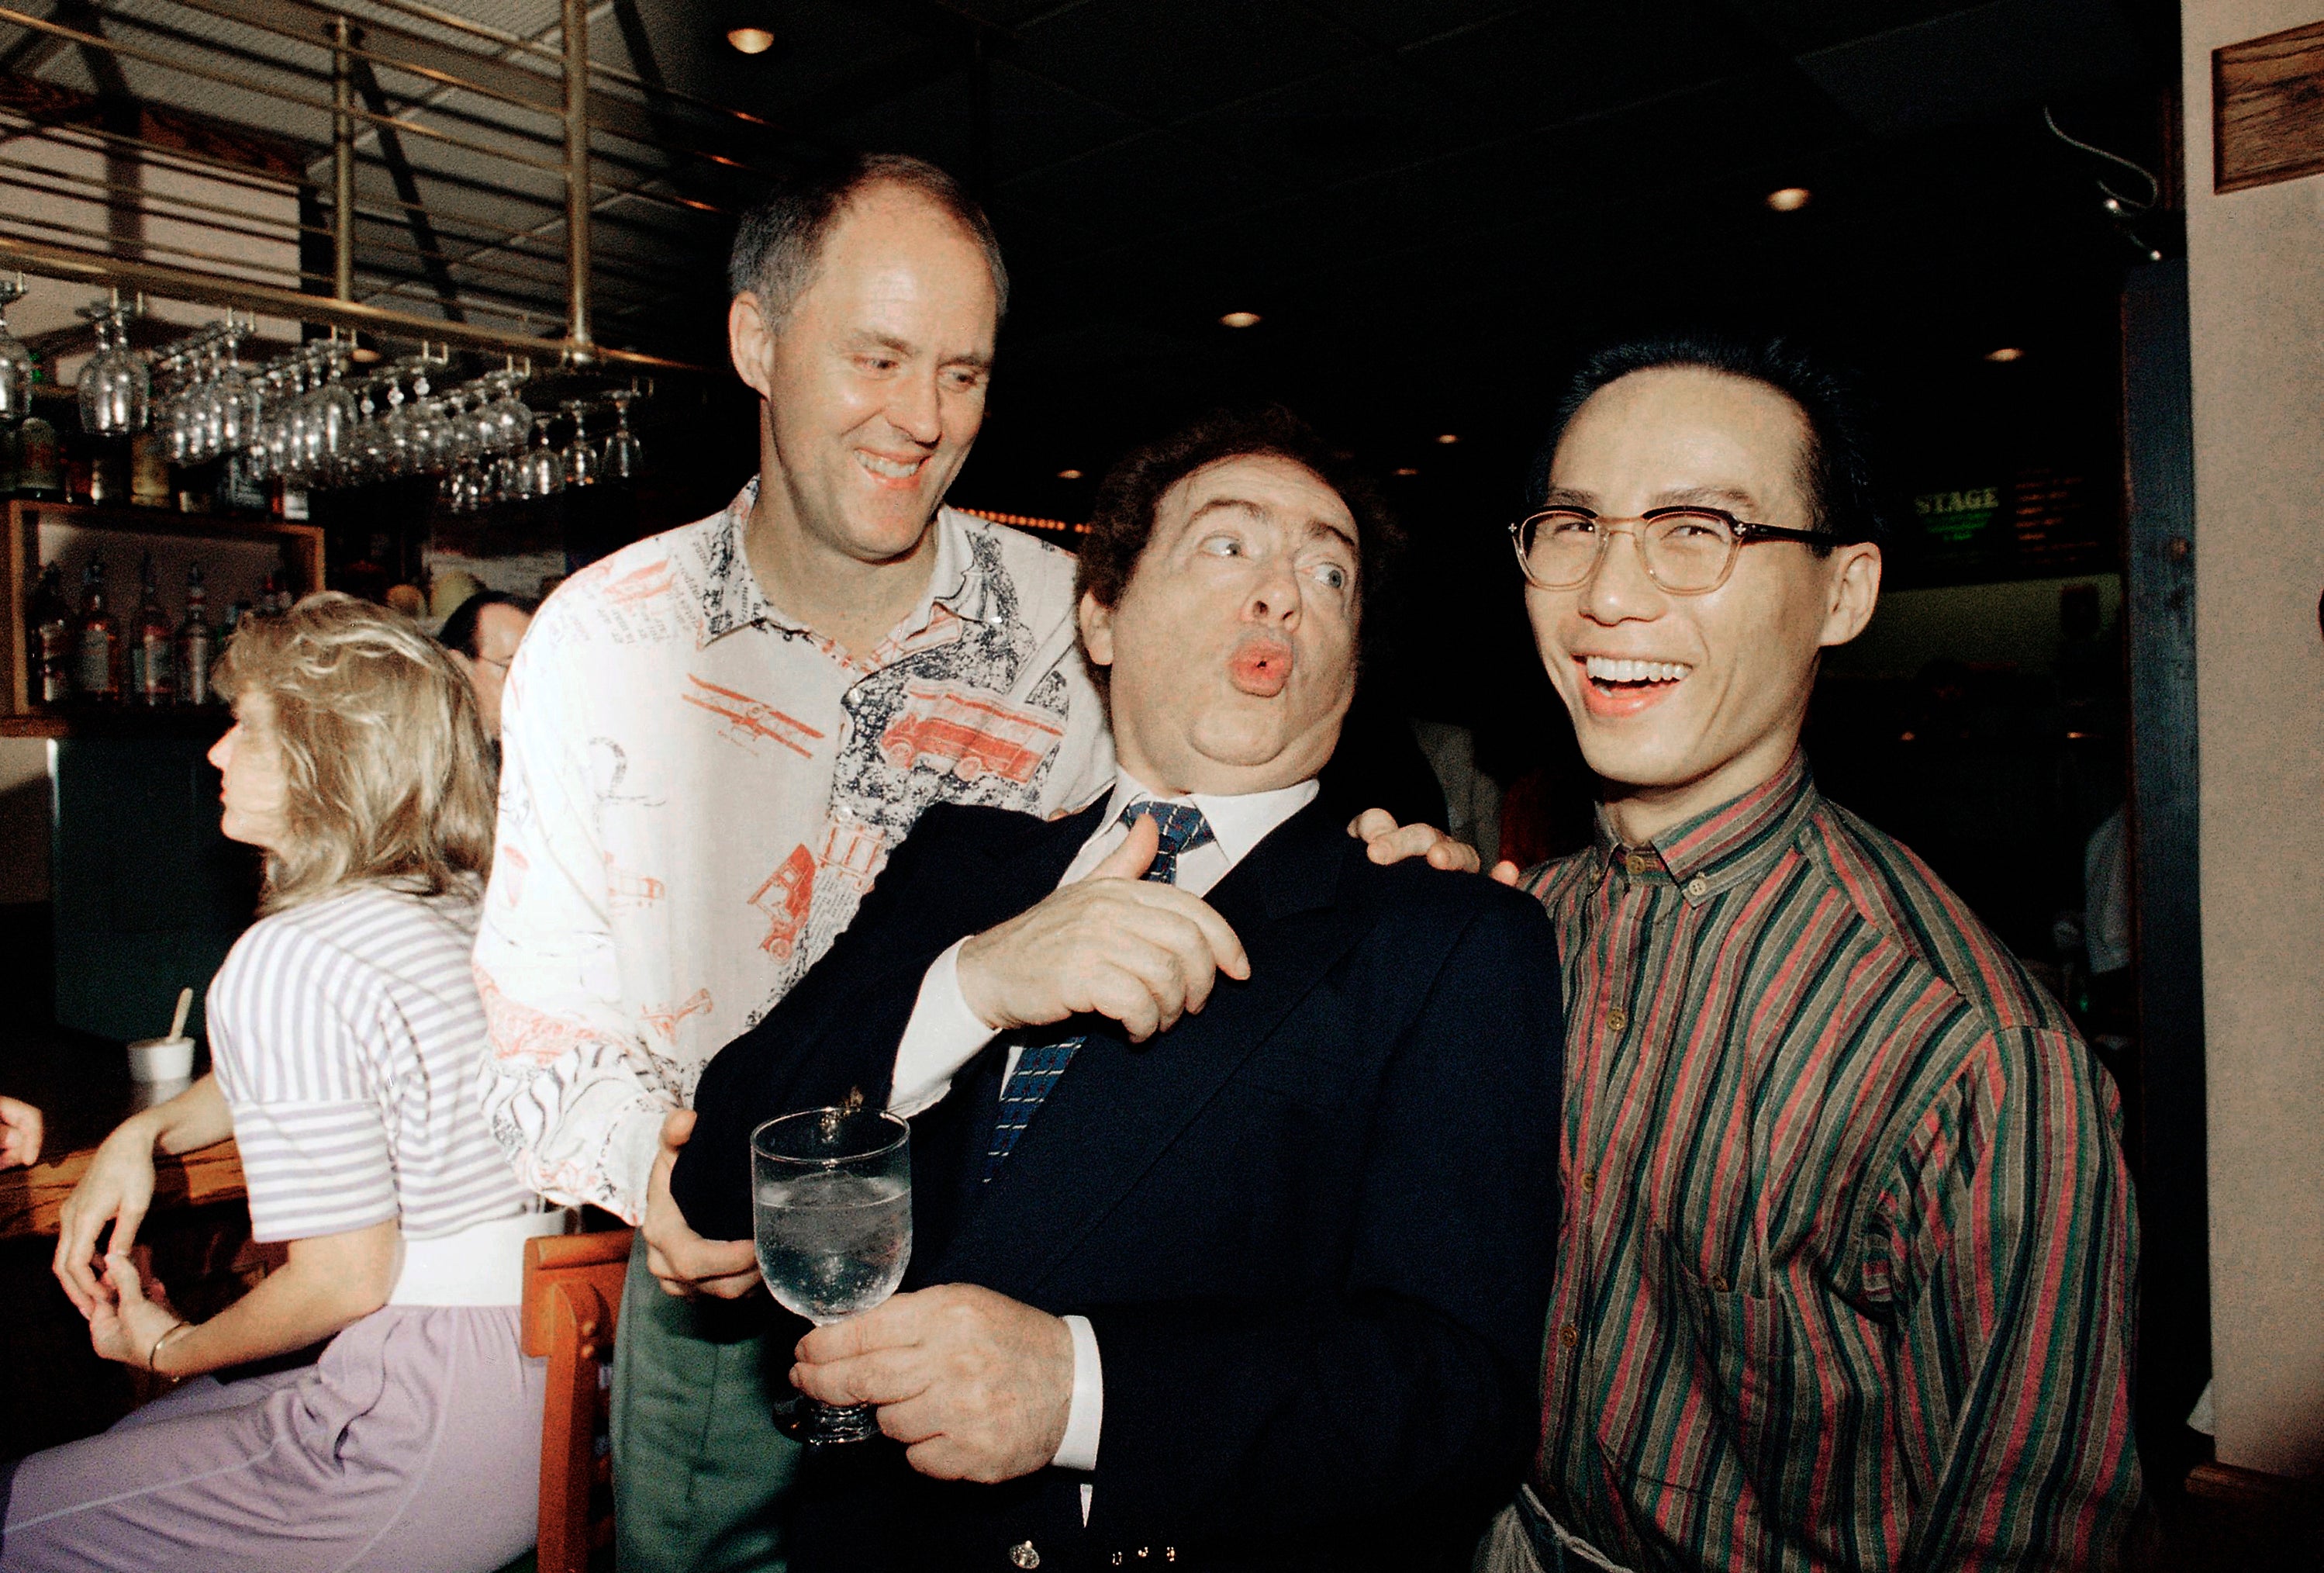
left=1509, top=506, right=1832, bottom=595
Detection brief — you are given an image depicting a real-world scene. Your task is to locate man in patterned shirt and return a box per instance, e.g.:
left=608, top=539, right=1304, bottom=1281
left=474, top=155, right=1117, bottom=1573
left=1482, top=331, right=2146, bottom=1571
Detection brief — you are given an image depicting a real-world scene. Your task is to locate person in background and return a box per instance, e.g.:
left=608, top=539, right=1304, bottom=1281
left=1480, top=330, right=2145, bottom=1571
left=0, top=1096, right=40, bottom=1169
left=673, top=409, right=1563, bottom=1572
left=437, top=589, right=540, bottom=742
left=5, top=593, right=553, bottom=1573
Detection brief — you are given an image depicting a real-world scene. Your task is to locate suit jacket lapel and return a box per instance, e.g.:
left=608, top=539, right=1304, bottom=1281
left=938, top=798, right=1365, bottom=1291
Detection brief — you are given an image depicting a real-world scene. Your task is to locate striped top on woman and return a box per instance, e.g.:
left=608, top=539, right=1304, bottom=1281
left=207, top=883, right=536, bottom=1244
left=1521, top=749, right=2144, bottom=1572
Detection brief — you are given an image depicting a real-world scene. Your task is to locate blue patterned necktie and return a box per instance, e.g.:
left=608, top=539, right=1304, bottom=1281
left=982, top=800, right=1217, bottom=1180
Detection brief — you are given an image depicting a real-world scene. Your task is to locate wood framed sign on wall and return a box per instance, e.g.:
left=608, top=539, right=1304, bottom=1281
left=2215, top=19, right=2324, bottom=192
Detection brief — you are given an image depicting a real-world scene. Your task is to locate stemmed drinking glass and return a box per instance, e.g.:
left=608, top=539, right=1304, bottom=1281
left=602, top=386, right=644, bottom=481
left=560, top=399, right=598, bottom=486
left=77, top=299, right=149, bottom=435
left=0, top=275, right=36, bottom=427
left=520, top=411, right=565, bottom=497
left=750, top=1107, right=913, bottom=1445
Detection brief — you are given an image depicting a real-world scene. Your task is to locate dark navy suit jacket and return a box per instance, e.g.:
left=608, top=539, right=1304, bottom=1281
left=674, top=794, right=1565, bottom=1572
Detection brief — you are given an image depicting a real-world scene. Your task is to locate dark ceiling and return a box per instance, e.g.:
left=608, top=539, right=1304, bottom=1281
left=603, top=0, right=2177, bottom=525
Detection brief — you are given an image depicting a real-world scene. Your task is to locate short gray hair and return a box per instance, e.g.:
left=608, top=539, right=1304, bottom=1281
left=727, top=152, right=1008, bottom=330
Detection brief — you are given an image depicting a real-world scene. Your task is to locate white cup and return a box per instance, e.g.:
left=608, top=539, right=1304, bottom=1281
left=128, top=1035, right=196, bottom=1083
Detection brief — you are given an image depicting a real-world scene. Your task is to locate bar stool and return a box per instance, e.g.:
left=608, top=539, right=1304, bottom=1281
left=506, top=1227, right=634, bottom=1573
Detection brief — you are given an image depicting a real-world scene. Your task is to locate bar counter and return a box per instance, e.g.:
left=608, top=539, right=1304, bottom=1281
left=0, top=1022, right=246, bottom=1241
left=2, top=1019, right=260, bottom=1455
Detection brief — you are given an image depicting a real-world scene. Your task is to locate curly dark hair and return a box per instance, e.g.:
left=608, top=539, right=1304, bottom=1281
left=1531, top=329, right=1898, bottom=548
left=1074, top=409, right=1403, bottom=686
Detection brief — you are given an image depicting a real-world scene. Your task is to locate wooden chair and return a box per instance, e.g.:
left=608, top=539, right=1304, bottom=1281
left=519, top=1228, right=634, bottom=1573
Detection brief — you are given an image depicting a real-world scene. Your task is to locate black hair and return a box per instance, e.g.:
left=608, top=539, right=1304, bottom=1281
left=726, top=151, right=1008, bottom=328
left=1075, top=406, right=1404, bottom=689
left=437, top=590, right=539, bottom=660
left=1530, top=330, right=1895, bottom=547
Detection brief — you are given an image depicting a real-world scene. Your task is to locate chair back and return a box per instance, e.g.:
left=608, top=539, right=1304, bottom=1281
left=520, top=1229, right=634, bottom=1573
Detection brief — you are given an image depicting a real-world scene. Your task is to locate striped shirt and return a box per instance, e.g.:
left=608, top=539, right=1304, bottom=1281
left=1521, top=751, right=2143, bottom=1571
left=209, top=883, right=536, bottom=1243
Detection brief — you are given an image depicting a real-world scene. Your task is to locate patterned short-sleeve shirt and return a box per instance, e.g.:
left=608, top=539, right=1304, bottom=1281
left=474, top=483, right=1114, bottom=1222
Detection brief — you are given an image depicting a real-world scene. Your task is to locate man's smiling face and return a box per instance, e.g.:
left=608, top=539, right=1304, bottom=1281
left=1528, top=365, right=1880, bottom=824
left=743, top=182, right=997, bottom=565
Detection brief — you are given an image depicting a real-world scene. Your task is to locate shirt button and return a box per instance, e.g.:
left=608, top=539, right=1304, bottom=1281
left=1559, top=1322, right=1581, bottom=1349
left=1580, top=1170, right=1597, bottom=1194
left=1709, top=1273, right=1730, bottom=1293
left=1605, top=1007, right=1629, bottom=1033
left=1010, top=1543, right=1041, bottom=1569
left=1625, top=852, right=1652, bottom=875
left=1686, top=876, right=1708, bottom=898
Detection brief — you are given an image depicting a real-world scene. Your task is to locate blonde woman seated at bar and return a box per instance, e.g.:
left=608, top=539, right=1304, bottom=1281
left=2, top=593, right=556, bottom=1573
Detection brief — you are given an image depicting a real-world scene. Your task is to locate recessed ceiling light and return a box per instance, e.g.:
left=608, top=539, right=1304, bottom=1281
left=1984, top=346, right=2026, bottom=362
left=1393, top=467, right=1419, bottom=477
left=1219, top=310, right=1262, bottom=329
left=347, top=344, right=381, bottom=364
left=1434, top=433, right=1459, bottom=445
left=727, top=26, right=775, bottom=54
left=1056, top=468, right=1083, bottom=480
left=1766, top=186, right=1811, bottom=213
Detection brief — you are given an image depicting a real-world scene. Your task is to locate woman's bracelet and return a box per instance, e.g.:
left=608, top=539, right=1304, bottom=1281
left=147, top=1320, right=192, bottom=1377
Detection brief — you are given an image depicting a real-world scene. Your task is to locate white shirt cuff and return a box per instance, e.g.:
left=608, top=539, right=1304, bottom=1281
left=1054, top=1312, right=1103, bottom=1472
left=888, top=940, right=1001, bottom=1118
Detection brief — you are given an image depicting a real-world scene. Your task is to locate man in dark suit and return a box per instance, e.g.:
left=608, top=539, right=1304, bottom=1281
left=673, top=408, right=1566, bottom=1572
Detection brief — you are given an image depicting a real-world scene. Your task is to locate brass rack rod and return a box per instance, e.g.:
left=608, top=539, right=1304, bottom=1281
left=0, top=5, right=574, bottom=176
left=350, top=0, right=794, bottom=137
left=0, top=232, right=709, bottom=372
left=141, top=0, right=795, bottom=184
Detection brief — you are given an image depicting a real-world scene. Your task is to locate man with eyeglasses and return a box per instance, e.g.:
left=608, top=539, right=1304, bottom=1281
left=1477, top=332, right=2147, bottom=1572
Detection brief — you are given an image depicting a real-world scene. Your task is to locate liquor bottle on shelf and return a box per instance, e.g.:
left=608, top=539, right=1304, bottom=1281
left=129, top=551, right=174, bottom=707
left=16, top=414, right=62, bottom=501
left=27, top=562, right=73, bottom=707
left=74, top=557, right=119, bottom=703
left=86, top=439, right=127, bottom=506
left=129, top=430, right=171, bottom=509
left=177, top=565, right=215, bottom=706
left=219, top=596, right=251, bottom=648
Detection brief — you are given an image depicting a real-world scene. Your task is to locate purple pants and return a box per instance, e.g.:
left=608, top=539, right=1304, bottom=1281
left=0, top=1305, right=545, bottom=1573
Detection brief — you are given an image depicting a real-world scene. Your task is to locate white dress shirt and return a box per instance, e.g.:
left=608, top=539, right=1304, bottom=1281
left=886, top=770, right=1319, bottom=1488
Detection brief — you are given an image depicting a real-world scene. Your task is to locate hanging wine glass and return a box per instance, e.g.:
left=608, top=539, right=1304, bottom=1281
left=347, top=374, right=390, bottom=485
left=520, top=411, right=565, bottom=497
left=485, top=366, right=534, bottom=458
left=77, top=300, right=150, bottom=435
left=559, top=399, right=597, bottom=487
left=0, top=275, right=36, bottom=427
left=213, top=322, right=259, bottom=460
left=601, top=385, right=644, bottom=481
left=386, top=357, right=433, bottom=475
left=309, top=341, right=358, bottom=486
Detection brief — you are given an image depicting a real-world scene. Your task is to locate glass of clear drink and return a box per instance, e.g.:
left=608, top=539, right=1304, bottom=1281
left=751, top=1106, right=912, bottom=1445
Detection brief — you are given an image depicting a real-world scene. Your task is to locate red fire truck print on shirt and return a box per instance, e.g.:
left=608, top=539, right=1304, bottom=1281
left=878, top=680, right=1065, bottom=784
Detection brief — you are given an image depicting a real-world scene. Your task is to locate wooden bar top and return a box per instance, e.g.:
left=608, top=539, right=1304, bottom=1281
left=0, top=1020, right=246, bottom=1242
